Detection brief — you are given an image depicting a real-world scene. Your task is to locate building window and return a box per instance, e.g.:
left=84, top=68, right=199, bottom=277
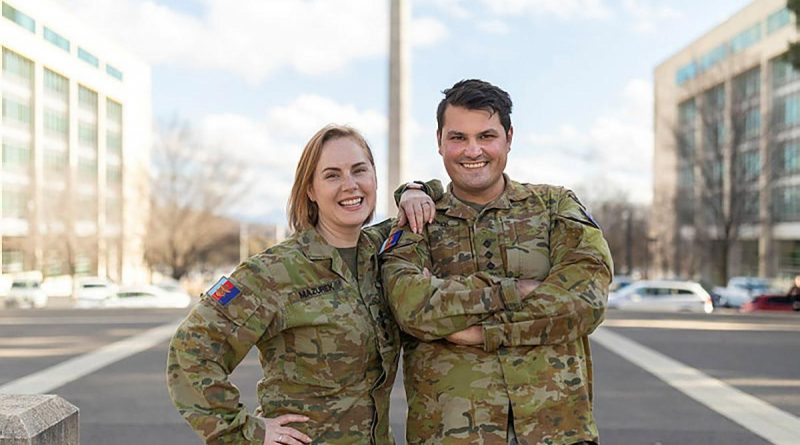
left=77, top=47, right=99, bottom=68
left=774, top=186, right=800, bottom=221
left=2, top=49, right=33, bottom=83
left=733, top=67, right=760, bottom=101
left=767, top=7, right=791, bottom=34
left=2, top=96, right=31, bottom=125
left=75, top=253, right=92, bottom=274
left=44, top=69, right=68, bottom=97
left=2, top=186, right=28, bottom=218
left=738, top=150, right=761, bottom=181
left=676, top=62, right=696, bottom=86
left=699, top=43, right=728, bottom=73
left=106, top=64, right=123, bottom=81
left=44, top=110, right=69, bottom=136
left=730, top=23, right=761, bottom=54
left=106, top=99, right=122, bottom=121
left=2, top=250, right=24, bottom=273
left=781, top=141, right=800, bottom=176
left=78, top=86, right=98, bottom=110
left=741, top=190, right=759, bottom=223
left=741, top=107, right=761, bottom=140
left=775, top=93, right=800, bottom=128
left=771, top=55, right=800, bottom=89
left=2, top=140, right=30, bottom=171
left=43, top=26, right=70, bottom=52
left=78, top=122, right=97, bottom=146
left=2, top=2, right=34, bottom=33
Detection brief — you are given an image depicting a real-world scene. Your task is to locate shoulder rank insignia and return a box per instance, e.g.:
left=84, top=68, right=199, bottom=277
left=379, top=229, right=403, bottom=255
left=207, top=276, right=241, bottom=306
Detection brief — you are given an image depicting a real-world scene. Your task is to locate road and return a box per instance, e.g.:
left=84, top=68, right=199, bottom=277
left=1, top=307, right=798, bottom=444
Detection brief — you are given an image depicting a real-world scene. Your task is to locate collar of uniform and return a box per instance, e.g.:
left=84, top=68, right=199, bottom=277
left=437, top=174, right=532, bottom=218
left=294, top=227, right=353, bottom=282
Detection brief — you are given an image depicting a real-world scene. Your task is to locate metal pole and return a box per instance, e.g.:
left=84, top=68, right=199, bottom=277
left=388, top=0, right=409, bottom=217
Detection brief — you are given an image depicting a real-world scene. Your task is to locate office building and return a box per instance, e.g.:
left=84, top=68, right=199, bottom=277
left=1, top=0, right=151, bottom=283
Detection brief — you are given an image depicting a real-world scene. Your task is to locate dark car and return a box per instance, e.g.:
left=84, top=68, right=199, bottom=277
left=740, top=295, right=798, bottom=312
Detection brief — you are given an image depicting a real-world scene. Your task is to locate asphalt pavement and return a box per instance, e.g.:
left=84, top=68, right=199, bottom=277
left=1, top=307, right=798, bottom=444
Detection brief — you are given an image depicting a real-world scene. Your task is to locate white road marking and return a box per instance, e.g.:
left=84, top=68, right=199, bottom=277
left=602, top=318, right=800, bottom=332
left=592, top=327, right=800, bottom=445
left=0, top=316, right=182, bottom=325
left=0, top=319, right=182, bottom=395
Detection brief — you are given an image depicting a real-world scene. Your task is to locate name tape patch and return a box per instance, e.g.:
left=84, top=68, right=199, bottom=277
left=207, top=276, right=241, bottom=306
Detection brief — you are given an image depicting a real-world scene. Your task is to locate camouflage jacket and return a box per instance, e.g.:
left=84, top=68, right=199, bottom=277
left=380, top=178, right=613, bottom=445
left=167, top=221, right=400, bottom=445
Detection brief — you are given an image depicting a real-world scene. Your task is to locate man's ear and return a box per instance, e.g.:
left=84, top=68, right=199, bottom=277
left=506, top=126, right=514, bottom=150
left=436, top=130, right=443, bottom=156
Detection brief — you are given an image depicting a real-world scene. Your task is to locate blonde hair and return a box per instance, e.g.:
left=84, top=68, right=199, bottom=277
left=287, top=124, right=376, bottom=232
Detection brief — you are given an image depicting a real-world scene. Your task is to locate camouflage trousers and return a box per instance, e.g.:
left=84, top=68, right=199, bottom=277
left=506, top=412, right=596, bottom=445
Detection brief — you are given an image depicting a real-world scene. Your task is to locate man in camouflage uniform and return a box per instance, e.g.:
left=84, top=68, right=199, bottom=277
left=381, top=79, right=613, bottom=445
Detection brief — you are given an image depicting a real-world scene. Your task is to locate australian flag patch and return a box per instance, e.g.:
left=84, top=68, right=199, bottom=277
left=379, top=229, right=403, bottom=255
left=207, top=276, right=241, bottom=306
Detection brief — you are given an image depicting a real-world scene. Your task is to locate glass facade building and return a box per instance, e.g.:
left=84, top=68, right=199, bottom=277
left=0, top=0, right=150, bottom=284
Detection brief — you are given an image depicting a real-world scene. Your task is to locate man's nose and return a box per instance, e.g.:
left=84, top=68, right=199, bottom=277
left=464, top=139, right=483, bottom=157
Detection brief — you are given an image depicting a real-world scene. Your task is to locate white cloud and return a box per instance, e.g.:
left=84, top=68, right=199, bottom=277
left=62, top=0, right=447, bottom=84
left=621, top=0, right=682, bottom=34
left=189, top=95, right=389, bottom=222
left=507, top=78, right=654, bottom=204
left=478, top=19, right=511, bottom=35
left=479, top=0, right=613, bottom=20
left=411, top=17, right=450, bottom=46
left=423, top=0, right=474, bottom=20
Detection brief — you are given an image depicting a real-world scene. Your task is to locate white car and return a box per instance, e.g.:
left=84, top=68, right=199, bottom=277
left=608, top=280, right=714, bottom=314
left=104, top=285, right=192, bottom=309
left=5, top=278, right=48, bottom=308
left=74, top=277, right=118, bottom=308
left=712, top=276, right=774, bottom=308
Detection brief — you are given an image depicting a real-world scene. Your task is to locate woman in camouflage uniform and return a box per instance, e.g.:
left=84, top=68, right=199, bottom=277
left=166, top=125, right=438, bottom=445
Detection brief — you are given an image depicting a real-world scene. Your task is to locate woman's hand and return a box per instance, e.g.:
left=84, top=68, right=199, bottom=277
left=259, top=414, right=312, bottom=445
left=397, top=188, right=435, bottom=234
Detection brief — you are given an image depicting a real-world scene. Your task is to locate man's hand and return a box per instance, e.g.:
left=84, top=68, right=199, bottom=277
left=397, top=188, right=435, bottom=234
left=445, top=325, right=484, bottom=346
left=515, top=279, right=542, bottom=298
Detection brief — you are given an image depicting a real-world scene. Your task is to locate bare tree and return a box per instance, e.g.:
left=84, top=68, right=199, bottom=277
left=588, top=194, right=651, bottom=279
left=145, top=120, right=252, bottom=280
left=671, top=62, right=768, bottom=284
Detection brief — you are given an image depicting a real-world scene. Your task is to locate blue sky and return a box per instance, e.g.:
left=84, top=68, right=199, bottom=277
left=64, top=0, right=756, bottom=224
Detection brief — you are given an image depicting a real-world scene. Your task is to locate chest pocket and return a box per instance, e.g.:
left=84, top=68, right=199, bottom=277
left=281, top=284, right=372, bottom=387
left=427, top=220, right=474, bottom=277
left=502, top=216, right=551, bottom=280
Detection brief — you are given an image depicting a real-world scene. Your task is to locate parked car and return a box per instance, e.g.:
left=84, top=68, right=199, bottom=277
left=712, top=276, right=774, bottom=308
left=608, top=280, right=714, bottom=313
left=104, top=285, right=192, bottom=309
left=740, top=294, right=798, bottom=312
left=610, top=275, right=634, bottom=293
left=5, top=277, right=48, bottom=308
left=74, top=277, right=118, bottom=308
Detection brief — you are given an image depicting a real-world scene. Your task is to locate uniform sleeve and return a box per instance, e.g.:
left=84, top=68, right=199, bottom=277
left=166, top=261, right=274, bottom=444
left=381, top=229, right=521, bottom=341
left=482, top=189, right=613, bottom=352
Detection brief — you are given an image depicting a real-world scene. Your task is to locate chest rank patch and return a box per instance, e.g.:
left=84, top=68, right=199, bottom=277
left=379, top=229, right=403, bottom=255
left=297, top=281, right=340, bottom=299
left=207, top=276, right=241, bottom=306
